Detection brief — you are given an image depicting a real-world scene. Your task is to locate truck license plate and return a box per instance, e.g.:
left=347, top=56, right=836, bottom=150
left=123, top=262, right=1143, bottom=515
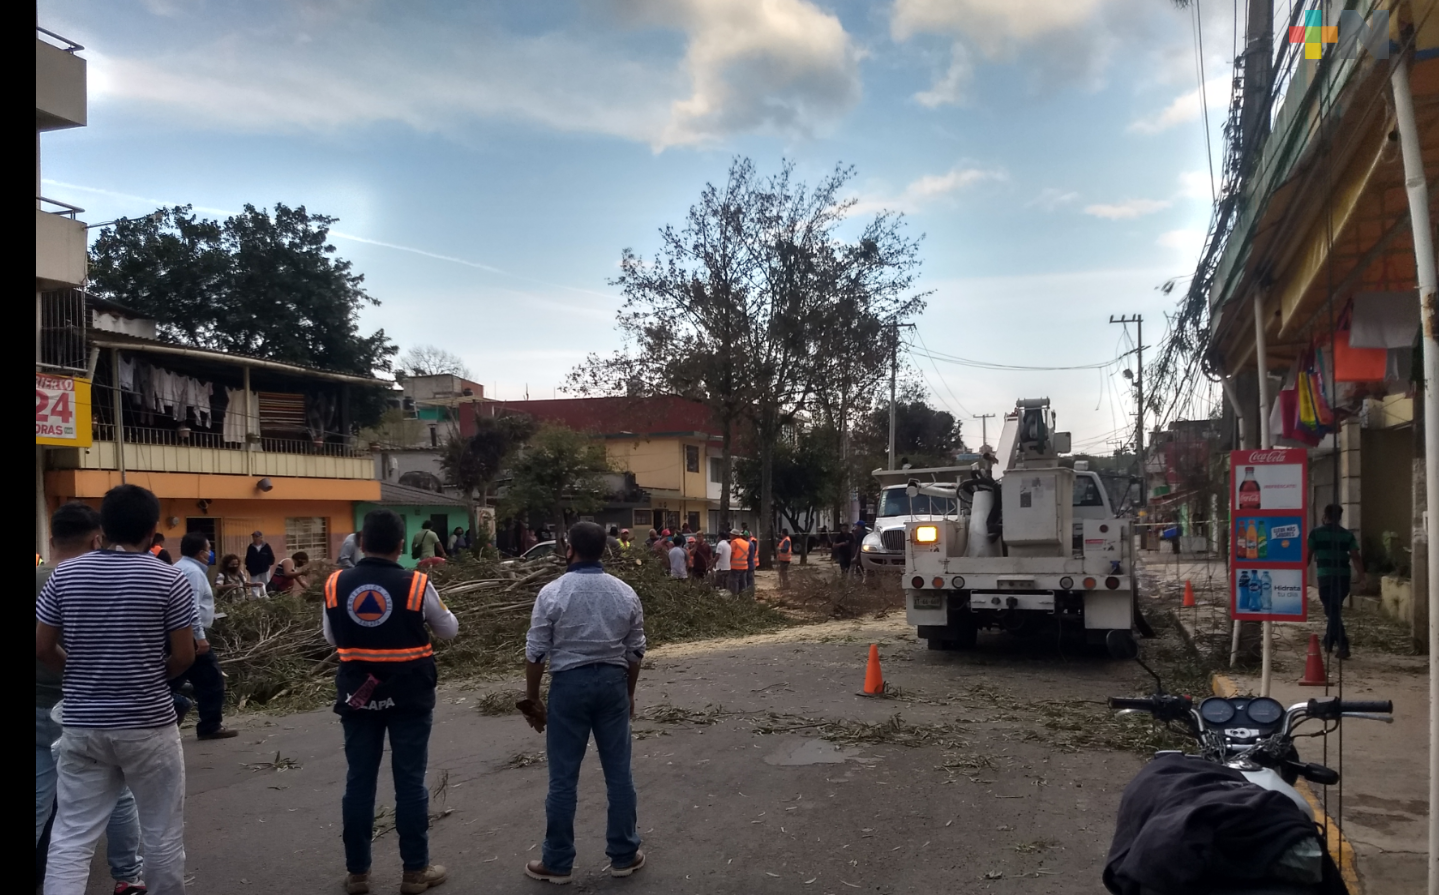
left=912, top=592, right=943, bottom=610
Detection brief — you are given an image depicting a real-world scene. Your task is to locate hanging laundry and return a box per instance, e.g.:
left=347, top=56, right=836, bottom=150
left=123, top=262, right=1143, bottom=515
left=1332, top=328, right=1387, bottom=382
left=1350, top=291, right=1420, bottom=348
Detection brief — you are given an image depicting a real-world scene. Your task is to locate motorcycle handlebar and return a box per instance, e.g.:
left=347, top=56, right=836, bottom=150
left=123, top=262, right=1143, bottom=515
left=1307, top=697, right=1393, bottom=719
left=1109, top=697, right=1158, bottom=711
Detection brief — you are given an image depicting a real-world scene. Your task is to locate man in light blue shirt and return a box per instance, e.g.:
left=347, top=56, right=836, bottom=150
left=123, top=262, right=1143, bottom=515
left=336, top=531, right=361, bottom=569
left=667, top=536, right=688, bottom=579
left=522, top=521, right=646, bottom=884
left=174, top=532, right=237, bottom=740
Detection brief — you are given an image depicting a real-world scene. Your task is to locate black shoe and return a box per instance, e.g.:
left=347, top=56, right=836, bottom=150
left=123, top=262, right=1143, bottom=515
left=1337, top=646, right=1351, bottom=660
left=198, top=727, right=239, bottom=740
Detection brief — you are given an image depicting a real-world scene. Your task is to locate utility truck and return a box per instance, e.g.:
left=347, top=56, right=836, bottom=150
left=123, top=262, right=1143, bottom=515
left=883, top=398, right=1142, bottom=658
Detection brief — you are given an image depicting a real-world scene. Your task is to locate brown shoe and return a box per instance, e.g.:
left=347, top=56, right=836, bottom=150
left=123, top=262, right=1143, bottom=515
left=197, top=727, right=239, bottom=740
left=400, top=865, right=447, bottom=893
left=609, top=850, right=646, bottom=878
left=343, top=871, right=370, bottom=894
left=523, top=861, right=572, bottom=885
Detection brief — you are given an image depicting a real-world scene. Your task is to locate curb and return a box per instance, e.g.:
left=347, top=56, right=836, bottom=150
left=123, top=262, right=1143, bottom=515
left=1211, top=673, right=1361, bottom=895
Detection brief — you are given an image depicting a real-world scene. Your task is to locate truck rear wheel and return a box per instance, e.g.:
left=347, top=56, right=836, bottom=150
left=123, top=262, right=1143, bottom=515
left=1106, top=629, right=1137, bottom=660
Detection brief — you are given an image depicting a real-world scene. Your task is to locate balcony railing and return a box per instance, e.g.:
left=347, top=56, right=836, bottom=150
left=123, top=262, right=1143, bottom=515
left=38, top=196, right=85, bottom=219
left=36, top=26, right=84, bottom=53
left=91, top=421, right=367, bottom=458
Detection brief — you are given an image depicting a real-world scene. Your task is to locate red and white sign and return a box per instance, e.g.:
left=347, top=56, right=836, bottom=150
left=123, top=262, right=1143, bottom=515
left=1230, top=449, right=1307, bottom=622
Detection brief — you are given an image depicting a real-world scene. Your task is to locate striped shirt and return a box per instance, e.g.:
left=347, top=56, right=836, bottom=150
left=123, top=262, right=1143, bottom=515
left=36, top=549, right=198, bottom=729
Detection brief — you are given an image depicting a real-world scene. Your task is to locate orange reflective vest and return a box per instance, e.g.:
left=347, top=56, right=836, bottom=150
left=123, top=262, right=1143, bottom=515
left=777, top=537, right=792, bottom=562
left=324, top=568, right=435, bottom=663
left=149, top=544, right=164, bottom=557
left=730, top=537, right=751, bottom=568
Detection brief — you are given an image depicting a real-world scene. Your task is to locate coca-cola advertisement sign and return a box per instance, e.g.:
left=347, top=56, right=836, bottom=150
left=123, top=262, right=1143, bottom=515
left=1231, top=449, right=1304, bottom=511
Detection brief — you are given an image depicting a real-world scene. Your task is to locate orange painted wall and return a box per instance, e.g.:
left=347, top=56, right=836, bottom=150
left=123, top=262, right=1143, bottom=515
left=43, top=471, right=372, bottom=563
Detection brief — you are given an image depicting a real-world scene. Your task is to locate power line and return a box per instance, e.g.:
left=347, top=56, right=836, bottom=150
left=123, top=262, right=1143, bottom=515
left=909, top=347, right=1121, bottom=373
left=910, top=330, right=974, bottom=417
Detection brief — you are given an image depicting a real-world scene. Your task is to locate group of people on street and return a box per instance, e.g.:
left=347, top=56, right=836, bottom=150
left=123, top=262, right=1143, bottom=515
left=37, top=486, right=650, bottom=894
left=35, top=487, right=242, bottom=895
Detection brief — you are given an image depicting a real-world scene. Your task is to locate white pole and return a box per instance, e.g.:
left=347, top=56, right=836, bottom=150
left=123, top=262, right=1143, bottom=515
left=1254, top=294, right=1273, bottom=697
left=1390, top=54, right=1439, bottom=895
left=1221, top=376, right=1248, bottom=667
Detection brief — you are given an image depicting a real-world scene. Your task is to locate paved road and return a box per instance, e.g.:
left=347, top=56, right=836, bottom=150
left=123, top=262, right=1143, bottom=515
left=84, top=614, right=1161, bottom=894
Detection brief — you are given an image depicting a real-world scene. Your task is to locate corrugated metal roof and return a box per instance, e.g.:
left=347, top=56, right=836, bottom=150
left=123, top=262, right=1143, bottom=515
left=376, top=481, right=471, bottom=507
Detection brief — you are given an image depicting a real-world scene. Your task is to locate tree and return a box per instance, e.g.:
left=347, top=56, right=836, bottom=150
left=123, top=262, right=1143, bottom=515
left=440, top=413, right=537, bottom=555
left=400, top=345, right=470, bottom=378
left=502, top=424, right=612, bottom=550
left=734, top=427, right=841, bottom=562
left=570, top=157, right=925, bottom=568
left=88, top=203, right=396, bottom=422
left=850, top=394, right=962, bottom=510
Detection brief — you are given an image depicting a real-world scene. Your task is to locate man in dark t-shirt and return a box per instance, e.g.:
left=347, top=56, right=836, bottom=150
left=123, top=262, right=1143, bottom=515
left=1307, top=504, right=1364, bottom=659
left=831, top=524, right=854, bottom=575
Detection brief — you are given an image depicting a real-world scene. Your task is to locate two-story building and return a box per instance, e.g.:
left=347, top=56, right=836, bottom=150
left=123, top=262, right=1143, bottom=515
left=41, top=299, right=384, bottom=563
left=469, top=396, right=752, bottom=534
left=366, top=373, right=489, bottom=494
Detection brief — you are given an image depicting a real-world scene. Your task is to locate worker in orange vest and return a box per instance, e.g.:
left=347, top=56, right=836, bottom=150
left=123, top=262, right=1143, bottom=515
left=727, top=530, right=750, bottom=595
left=776, top=529, right=793, bottom=588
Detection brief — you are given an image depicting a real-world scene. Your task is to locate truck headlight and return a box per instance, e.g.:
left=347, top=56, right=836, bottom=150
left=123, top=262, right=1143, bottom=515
left=861, top=532, right=882, bottom=553
left=913, top=525, right=939, bottom=544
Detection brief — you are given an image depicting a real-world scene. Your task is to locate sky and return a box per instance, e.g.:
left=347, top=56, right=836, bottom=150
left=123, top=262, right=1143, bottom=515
left=39, top=0, right=1237, bottom=452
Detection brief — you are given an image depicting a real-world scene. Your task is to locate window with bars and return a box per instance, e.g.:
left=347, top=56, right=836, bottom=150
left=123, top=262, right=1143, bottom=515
left=40, top=289, right=88, bottom=371
left=285, top=516, right=329, bottom=561
left=633, top=509, right=652, bottom=527
left=685, top=444, right=700, bottom=473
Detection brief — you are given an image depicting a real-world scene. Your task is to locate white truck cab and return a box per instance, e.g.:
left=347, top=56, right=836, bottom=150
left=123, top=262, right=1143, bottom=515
left=897, top=399, right=1140, bottom=657
left=860, top=483, right=960, bottom=571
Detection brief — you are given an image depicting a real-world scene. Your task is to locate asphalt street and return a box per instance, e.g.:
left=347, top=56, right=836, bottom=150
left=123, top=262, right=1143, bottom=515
left=82, top=611, right=1164, bottom=894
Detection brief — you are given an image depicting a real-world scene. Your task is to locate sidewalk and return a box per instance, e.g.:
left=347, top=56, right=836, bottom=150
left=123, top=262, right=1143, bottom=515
left=1156, top=554, right=1430, bottom=895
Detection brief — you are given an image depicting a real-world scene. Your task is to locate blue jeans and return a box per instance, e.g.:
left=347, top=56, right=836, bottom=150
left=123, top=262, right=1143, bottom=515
left=172, top=649, right=225, bottom=736
left=543, top=663, right=640, bottom=874
left=34, top=706, right=143, bottom=884
left=1318, top=576, right=1350, bottom=651
left=341, top=710, right=433, bottom=873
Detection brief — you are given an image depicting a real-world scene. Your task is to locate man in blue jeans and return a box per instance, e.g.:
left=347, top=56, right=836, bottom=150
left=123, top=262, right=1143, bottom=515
left=322, top=509, right=458, bottom=894
left=35, top=501, right=146, bottom=894
left=523, top=521, right=646, bottom=884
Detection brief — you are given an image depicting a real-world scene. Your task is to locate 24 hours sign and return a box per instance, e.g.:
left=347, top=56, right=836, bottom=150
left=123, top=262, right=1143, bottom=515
left=36, top=373, right=92, bottom=447
left=1230, top=448, right=1307, bottom=622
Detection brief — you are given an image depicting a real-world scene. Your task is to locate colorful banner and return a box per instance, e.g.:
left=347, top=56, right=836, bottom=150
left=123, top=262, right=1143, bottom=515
left=36, top=373, right=93, bottom=447
left=1230, top=449, right=1307, bottom=621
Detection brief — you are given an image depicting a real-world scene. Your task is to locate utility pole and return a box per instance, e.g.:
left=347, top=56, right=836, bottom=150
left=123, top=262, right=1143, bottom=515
left=973, top=413, right=996, bottom=448
left=1110, top=315, right=1146, bottom=508
left=887, top=323, right=915, bottom=470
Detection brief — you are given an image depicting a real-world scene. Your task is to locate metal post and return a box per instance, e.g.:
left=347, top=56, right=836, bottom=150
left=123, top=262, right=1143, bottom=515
left=1254, top=293, right=1273, bottom=697
left=110, top=348, right=126, bottom=484
left=974, top=413, right=995, bottom=448
left=243, top=365, right=254, bottom=477
left=1221, top=375, right=1249, bottom=667
left=1137, top=315, right=1146, bottom=510
left=1390, top=53, right=1439, bottom=895
left=888, top=333, right=897, bottom=471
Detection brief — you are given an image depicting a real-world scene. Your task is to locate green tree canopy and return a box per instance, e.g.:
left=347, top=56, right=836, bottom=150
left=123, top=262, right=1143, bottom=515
left=501, top=423, right=612, bottom=548
left=89, top=203, right=395, bottom=379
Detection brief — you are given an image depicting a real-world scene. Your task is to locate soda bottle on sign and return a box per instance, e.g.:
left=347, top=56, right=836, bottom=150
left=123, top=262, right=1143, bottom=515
left=1256, top=520, right=1268, bottom=560
left=1246, top=519, right=1258, bottom=561
left=1238, top=467, right=1261, bottom=510
left=1260, top=571, right=1273, bottom=612
left=1237, top=570, right=1251, bottom=610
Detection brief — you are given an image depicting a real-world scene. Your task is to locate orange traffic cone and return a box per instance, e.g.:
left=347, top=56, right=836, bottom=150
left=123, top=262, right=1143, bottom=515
left=1182, top=580, right=1196, bottom=608
left=1298, top=633, right=1331, bottom=686
left=858, top=643, right=886, bottom=696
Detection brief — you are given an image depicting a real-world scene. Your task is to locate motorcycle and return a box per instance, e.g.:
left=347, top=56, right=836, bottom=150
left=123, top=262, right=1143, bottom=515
left=1102, top=632, right=1392, bottom=895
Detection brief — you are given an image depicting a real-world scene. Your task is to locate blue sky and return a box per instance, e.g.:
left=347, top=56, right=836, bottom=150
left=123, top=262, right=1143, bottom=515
left=39, top=0, right=1234, bottom=450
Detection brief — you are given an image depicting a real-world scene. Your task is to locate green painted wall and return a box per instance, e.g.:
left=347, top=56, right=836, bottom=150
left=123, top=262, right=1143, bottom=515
left=352, top=502, right=461, bottom=569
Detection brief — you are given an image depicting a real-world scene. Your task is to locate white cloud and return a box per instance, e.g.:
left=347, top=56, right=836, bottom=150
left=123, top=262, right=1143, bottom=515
left=1083, top=198, right=1171, bottom=220
left=79, top=0, right=861, bottom=149
left=1128, top=74, right=1230, bottom=134
left=851, top=164, right=1006, bottom=215
left=1028, top=187, right=1080, bottom=211
left=1157, top=228, right=1207, bottom=264
left=1176, top=169, right=1213, bottom=201
left=890, top=0, right=1119, bottom=105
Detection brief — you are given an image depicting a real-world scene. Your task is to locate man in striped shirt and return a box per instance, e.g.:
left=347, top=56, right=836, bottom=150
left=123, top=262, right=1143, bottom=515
left=36, top=484, right=197, bottom=895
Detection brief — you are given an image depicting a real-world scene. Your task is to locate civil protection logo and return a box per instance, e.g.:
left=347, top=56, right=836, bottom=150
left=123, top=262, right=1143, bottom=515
left=1288, top=9, right=1390, bottom=60
left=347, top=584, right=394, bottom=628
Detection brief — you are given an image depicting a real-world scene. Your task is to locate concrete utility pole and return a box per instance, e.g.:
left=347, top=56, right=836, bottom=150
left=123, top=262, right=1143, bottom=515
left=887, top=323, right=915, bottom=471
left=973, top=413, right=995, bottom=448
left=1390, top=51, right=1439, bottom=895
left=1110, top=315, right=1146, bottom=508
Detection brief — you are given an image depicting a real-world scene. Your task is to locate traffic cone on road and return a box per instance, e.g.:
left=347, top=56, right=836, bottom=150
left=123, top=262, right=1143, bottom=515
left=1298, top=634, right=1331, bottom=686
left=1182, top=580, right=1196, bottom=608
left=858, top=643, right=886, bottom=696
